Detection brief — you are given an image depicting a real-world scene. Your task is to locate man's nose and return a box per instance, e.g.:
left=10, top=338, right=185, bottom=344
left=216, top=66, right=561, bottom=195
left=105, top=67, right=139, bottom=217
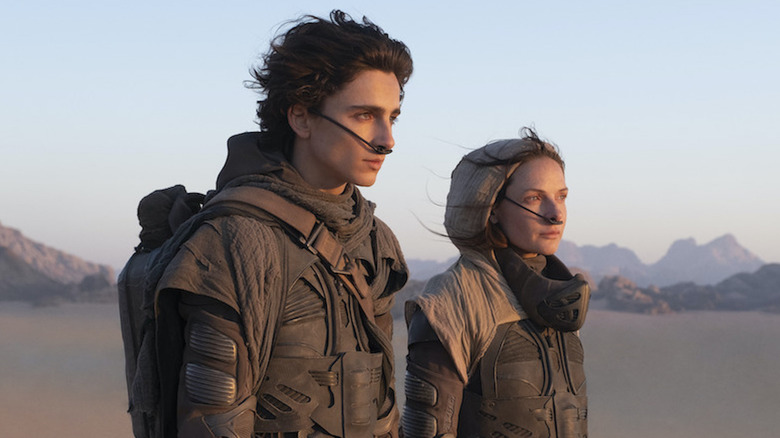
left=373, top=119, right=395, bottom=150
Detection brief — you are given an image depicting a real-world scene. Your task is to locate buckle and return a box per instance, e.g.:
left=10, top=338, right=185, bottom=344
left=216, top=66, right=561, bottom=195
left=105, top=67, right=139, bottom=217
left=329, top=252, right=352, bottom=276
left=301, top=221, right=325, bottom=255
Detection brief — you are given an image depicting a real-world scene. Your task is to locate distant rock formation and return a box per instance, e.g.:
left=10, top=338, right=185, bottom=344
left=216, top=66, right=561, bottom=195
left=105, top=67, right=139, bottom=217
left=556, top=234, right=763, bottom=287
left=649, top=234, right=763, bottom=286
left=715, top=263, right=780, bottom=311
left=391, top=279, right=427, bottom=320
left=596, top=276, right=672, bottom=314
left=0, top=221, right=114, bottom=284
left=596, top=263, right=780, bottom=313
left=0, top=246, right=64, bottom=301
left=407, top=234, right=764, bottom=289
left=407, top=257, right=457, bottom=281
left=557, top=241, right=650, bottom=286
left=0, top=221, right=116, bottom=304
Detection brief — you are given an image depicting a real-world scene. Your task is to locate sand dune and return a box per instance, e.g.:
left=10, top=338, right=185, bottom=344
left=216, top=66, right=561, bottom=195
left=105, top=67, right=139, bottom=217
left=2, top=302, right=779, bottom=437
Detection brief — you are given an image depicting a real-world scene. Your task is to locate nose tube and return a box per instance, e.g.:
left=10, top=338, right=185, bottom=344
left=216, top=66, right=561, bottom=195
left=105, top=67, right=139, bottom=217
left=309, top=109, right=392, bottom=155
left=503, top=196, right=564, bottom=225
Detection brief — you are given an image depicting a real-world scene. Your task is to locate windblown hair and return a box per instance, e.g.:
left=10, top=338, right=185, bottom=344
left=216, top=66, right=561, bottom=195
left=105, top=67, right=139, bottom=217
left=447, top=127, right=565, bottom=252
left=247, top=10, right=414, bottom=149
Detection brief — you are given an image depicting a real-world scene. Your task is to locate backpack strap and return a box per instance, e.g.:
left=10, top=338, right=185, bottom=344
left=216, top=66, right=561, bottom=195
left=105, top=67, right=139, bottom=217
left=204, top=186, right=376, bottom=322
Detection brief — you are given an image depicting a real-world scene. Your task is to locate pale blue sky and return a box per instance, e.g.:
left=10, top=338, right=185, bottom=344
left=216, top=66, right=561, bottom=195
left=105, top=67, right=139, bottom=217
left=2, top=0, right=778, bottom=271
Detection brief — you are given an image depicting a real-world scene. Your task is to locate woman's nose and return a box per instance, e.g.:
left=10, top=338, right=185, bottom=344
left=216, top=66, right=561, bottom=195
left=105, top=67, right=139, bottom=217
left=546, top=199, right=566, bottom=223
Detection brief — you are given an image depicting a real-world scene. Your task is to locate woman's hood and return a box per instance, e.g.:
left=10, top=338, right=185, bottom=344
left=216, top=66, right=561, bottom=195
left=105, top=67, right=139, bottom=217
left=444, top=138, right=540, bottom=253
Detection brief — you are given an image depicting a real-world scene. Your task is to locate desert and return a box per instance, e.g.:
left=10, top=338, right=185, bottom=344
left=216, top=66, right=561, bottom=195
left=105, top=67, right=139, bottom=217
left=2, top=301, right=779, bottom=437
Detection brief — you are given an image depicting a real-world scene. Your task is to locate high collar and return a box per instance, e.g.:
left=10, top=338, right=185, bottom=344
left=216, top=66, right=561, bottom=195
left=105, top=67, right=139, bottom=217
left=216, top=132, right=288, bottom=191
left=212, top=131, right=373, bottom=250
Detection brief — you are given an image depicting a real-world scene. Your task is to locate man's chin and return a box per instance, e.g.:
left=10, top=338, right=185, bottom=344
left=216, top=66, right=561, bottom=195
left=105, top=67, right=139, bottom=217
left=353, top=176, right=378, bottom=187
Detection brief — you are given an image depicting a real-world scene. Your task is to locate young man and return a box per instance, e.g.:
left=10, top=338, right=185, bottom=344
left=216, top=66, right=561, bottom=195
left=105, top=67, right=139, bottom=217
left=154, top=10, right=413, bottom=438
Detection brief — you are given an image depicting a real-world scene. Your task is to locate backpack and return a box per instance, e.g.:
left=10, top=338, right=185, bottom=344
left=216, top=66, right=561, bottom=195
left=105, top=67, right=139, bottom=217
left=117, top=184, right=383, bottom=438
left=117, top=185, right=204, bottom=438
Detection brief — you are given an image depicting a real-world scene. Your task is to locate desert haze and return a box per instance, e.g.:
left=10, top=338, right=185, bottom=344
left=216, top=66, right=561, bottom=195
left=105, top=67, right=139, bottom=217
left=1, top=301, right=779, bottom=437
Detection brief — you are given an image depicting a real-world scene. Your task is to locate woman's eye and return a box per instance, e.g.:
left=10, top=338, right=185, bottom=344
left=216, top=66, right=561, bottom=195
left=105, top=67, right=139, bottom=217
left=525, top=195, right=541, bottom=202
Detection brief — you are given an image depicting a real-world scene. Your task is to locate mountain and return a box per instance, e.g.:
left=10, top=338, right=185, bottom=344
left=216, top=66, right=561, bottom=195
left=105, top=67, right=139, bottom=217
left=0, top=221, right=114, bottom=284
left=405, top=241, right=653, bottom=285
left=407, top=257, right=457, bottom=281
left=650, top=234, right=764, bottom=286
left=715, top=263, right=780, bottom=309
left=0, top=247, right=63, bottom=301
left=556, top=241, right=650, bottom=286
left=597, top=263, right=780, bottom=314
left=557, top=234, right=763, bottom=287
left=406, top=234, right=764, bottom=289
left=0, top=221, right=115, bottom=304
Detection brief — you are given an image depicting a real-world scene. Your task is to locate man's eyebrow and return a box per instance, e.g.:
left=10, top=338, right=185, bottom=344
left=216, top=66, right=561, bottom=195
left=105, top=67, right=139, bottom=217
left=347, top=104, right=401, bottom=115
left=522, top=186, right=569, bottom=193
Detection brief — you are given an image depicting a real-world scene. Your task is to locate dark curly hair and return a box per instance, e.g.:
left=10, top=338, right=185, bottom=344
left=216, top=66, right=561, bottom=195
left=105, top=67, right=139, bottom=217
left=247, top=10, right=414, bottom=149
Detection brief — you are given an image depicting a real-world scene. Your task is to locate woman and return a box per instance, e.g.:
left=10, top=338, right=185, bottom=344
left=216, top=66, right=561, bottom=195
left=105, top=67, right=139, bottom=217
left=402, top=129, right=590, bottom=438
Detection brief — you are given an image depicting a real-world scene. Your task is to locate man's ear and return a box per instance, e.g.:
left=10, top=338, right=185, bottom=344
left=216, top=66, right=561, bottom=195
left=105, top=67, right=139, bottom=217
left=287, top=104, right=311, bottom=139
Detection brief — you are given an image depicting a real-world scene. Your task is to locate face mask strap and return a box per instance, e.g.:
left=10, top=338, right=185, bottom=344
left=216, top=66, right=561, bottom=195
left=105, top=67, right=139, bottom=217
left=308, top=108, right=392, bottom=155
left=502, top=196, right=563, bottom=225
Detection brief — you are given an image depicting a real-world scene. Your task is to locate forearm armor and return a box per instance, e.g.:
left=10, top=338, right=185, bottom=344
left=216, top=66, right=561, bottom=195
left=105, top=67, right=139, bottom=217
left=177, top=294, right=255, bottom=438
left=403, top=359, right=462, bottom=438
left=402, top=311, right=463, bottom=438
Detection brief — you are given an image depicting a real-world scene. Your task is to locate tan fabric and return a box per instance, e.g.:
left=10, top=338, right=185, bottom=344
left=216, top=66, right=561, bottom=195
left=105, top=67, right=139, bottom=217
left=409, top=138, right=546, bottom=383
left=444, top=139, right=536, bottom=254
left=406, top=251, right=527, bottom=383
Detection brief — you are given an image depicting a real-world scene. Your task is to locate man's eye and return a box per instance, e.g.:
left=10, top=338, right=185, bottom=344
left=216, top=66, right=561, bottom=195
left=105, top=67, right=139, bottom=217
left=356, top=112, right=373, bottom=121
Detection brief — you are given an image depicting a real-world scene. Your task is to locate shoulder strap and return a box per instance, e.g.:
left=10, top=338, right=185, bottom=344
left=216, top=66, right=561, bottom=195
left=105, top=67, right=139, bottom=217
left=204, top=186, right=376, bottom=322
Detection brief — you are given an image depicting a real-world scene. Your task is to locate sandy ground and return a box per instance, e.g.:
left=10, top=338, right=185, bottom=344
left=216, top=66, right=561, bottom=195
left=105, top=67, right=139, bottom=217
left=2, top=301, right=779, bottom=437
left=0, top=302, right=130, bottom=437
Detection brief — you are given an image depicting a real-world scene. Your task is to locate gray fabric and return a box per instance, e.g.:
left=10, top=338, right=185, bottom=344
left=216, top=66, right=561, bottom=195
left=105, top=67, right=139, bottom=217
left=214, top=132, right=372, bottom=248
left=219, top=175, right=371, bottom=250
left=158, top=215, right=283, bottom=395
left=156, top=131, right=408, bottom=407
left=213, top=132, right=406, bottom=289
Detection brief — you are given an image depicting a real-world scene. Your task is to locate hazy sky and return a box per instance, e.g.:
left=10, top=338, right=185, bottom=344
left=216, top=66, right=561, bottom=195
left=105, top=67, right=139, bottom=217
left=2, top=0, right=778, bottom=272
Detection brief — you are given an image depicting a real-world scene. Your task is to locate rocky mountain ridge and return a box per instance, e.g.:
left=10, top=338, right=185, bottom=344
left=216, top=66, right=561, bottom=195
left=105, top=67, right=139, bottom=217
left=2, top=219, right=774, bottom=313
left=556, top=234, right=764, bottom=287
left=0, top=221, right=114, bottom=284
left=597, top=263, right=780, bottom=314
left=408, top=234, right=765, bottom=288
left=0, top=222, right=115, bottom=304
